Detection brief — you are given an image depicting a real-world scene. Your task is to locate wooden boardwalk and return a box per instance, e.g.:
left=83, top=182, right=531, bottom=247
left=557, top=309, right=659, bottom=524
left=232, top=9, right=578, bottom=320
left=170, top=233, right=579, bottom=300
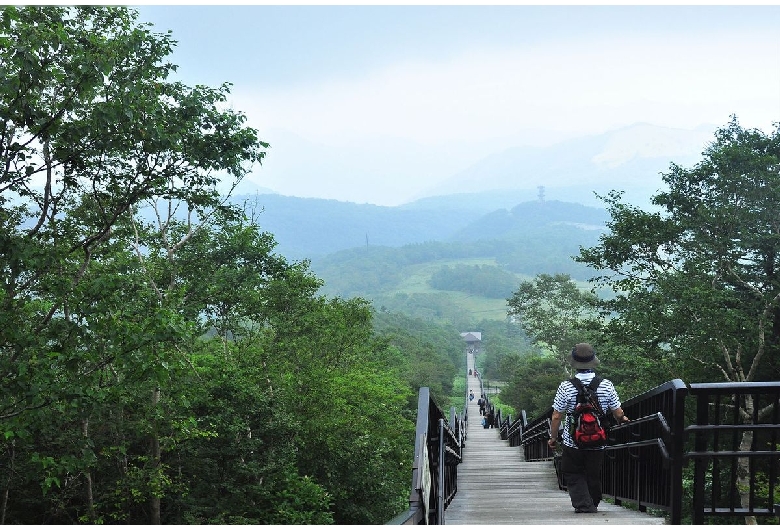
left=444, top=353, right=667, bottom=525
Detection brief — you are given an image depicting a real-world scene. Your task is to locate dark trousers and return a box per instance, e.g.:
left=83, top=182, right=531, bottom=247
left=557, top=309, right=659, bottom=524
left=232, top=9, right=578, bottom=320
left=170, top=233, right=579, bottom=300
left=561, top=445, right=604, bottom=511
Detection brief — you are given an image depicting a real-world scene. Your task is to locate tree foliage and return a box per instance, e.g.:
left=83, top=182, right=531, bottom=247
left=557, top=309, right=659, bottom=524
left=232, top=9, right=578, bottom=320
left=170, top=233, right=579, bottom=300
left=0, top=4, right=264, bottom=422
left=0, top=6, right=427, bottom=524
left=506, top=273, right=601, bottom=370
left=578, top=117, right=780, bottom=385
left=429, top=263, right=518, bottom=298
left=372, top=310, right=462, bottom=406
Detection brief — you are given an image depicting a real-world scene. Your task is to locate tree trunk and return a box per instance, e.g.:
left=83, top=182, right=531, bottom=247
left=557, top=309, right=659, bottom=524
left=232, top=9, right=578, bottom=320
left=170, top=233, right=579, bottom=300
left=150, top=386, right=161, bottom=525
left=82, top=419, right=95, bottom=523
left=1, top=440, right=14, bottom=525
left=737, top=394, right=757, bottom=525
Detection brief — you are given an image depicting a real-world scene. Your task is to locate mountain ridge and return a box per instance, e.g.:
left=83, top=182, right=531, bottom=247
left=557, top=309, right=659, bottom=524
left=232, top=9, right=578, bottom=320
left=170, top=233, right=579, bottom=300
left=244, top=122, right=715, bottom=214
left=419, top=122, right=715, bottom=207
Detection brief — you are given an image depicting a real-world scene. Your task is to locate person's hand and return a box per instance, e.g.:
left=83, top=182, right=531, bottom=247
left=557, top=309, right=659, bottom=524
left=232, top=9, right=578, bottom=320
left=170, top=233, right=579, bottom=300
left=547, top=438, right=557, bottom=449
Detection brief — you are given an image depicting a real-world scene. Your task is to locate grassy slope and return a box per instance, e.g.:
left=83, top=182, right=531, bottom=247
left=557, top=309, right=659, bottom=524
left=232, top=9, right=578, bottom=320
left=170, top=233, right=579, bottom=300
left=369, top=258, right=529, bottom=323
left=396, top=258, right=522, bottom=321
left=361, top=256, right=604, bottom=324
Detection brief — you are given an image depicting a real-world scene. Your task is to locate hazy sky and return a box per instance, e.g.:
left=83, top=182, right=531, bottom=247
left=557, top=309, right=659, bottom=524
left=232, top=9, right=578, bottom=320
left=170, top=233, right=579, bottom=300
left=133, top=4, right=780, bottom=206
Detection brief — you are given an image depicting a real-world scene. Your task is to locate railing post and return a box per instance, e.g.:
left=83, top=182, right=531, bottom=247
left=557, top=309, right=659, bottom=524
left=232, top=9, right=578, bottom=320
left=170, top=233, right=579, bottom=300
left=407, top=387, right=430, bottom=524
left=438, top=418, right=445, bottom=524
left=450, top=407, right=456, bottom=433
left=692, top=390, right=709, bottom=525
left=668, top=380, right=687, bottom=525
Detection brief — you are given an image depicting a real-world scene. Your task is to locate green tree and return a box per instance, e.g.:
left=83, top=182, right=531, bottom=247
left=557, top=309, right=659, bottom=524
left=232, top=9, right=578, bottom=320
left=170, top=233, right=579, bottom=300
left=372, top=310, right=461, bottom=404
left=167, top=211, right=416, bottom=524
left=168, top=339, right=334, bottom=525
left=506, top=273, right=601, bottom=372
left=500, top=353, right=563, bottom=419
left=0, top=6, right=265, bottom=524
left=577, top=117, right=780, bottom=523
left=0, top=6, right=434, bottom=524
left=0, top=3, right=263, bottom=424
left=265, top=296, right=415, bottom=524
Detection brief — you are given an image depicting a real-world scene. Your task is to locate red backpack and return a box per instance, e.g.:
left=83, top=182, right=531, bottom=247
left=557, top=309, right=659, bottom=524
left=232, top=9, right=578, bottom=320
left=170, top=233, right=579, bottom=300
left=569, top=377, right=608, bottom=448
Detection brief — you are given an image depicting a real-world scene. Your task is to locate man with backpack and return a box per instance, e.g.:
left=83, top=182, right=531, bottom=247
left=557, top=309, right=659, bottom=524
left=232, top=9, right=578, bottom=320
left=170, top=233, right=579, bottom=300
left=547, top=343, right=629, bottom=514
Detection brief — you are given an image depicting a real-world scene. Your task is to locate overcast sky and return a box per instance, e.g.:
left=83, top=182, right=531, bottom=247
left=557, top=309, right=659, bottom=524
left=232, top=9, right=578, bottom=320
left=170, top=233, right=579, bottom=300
left=133, top=4, right=780, bottom=206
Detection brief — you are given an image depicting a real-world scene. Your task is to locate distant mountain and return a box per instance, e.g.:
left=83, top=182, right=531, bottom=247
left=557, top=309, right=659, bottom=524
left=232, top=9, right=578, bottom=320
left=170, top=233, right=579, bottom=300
left=229, top=188, right=613, bottom=269
left=310, top=199, right=609, bottom=310
left=221, top=123, right=717, bottom=322
left=419, top=123, right=715, bottom=209
left=400, top=189, right=543, bottom=213
left=228, top=123, right=716, bottom=264
left=229, top=193, right=486, bottom=261
left=447, top=200, right=609, bottom=242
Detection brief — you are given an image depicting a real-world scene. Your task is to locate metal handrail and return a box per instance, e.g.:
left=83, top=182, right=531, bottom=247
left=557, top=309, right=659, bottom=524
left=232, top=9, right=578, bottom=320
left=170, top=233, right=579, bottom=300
left=686, top=381, right=780, bottom=524
left=387, top=345, right=780, bottom=526
left=386, top=386, right=464, bottom=524
left=515, top=378, right=780, bottom=524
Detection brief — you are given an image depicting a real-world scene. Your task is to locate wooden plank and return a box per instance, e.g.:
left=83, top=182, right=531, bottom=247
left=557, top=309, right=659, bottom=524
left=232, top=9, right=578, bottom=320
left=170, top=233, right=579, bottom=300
left=444, top=353, right=667, bottom=525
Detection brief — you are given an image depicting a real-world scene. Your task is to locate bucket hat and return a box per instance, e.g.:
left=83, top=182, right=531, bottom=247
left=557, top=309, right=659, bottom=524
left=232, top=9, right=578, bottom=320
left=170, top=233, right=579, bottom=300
left=570, top=342, right=600, bottom=369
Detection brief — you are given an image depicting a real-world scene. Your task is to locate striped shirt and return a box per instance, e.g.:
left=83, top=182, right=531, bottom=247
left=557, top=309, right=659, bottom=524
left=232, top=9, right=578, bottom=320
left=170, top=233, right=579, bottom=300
left=552, top=372, right=621, bottom=449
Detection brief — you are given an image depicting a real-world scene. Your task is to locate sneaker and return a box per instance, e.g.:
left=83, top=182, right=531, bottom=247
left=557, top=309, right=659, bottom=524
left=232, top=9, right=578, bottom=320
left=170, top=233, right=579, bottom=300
left=575, top=507, right=598, bottom=513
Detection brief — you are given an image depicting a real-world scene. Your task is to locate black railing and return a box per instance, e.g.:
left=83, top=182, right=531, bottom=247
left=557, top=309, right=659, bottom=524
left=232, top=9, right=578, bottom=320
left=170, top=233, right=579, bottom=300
left=603, top=379, right=687, bottom=521
left=386, top=387, right=464, bottom=524
left=687, top=382, right=780, bottom=524
left=507, top=407, right=556, bottom=463
left=389, top=340, right=780, bottom=526
left=515, top=379, right=780, bottom=525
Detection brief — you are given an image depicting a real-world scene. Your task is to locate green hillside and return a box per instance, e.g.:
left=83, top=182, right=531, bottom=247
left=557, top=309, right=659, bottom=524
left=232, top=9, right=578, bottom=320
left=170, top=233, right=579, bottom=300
left=310, top=200, right=608, bottom=325
left=229, top=193, right=484, bottom=260
left=375, top=258, right=528, bottom=324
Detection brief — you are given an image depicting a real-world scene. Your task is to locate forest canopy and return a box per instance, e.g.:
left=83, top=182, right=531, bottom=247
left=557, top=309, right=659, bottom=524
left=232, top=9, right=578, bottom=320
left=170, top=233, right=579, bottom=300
left=0, top=6, right=452, bottom=524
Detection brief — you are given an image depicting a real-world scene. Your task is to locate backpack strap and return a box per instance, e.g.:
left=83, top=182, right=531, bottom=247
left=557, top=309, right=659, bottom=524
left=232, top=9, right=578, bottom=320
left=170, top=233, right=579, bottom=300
left=587, top=376, right=603, bottom=391
left=569, top=377, right=604, bottom=415
left=569, top=376, right=601, bottom=391
left=587, top=377, right=604, bottom=416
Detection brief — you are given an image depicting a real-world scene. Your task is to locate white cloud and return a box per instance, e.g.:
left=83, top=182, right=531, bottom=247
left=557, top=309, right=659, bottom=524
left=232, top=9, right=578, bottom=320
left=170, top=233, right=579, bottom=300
left=236, top=28, right=778, bottom=142
left=225, top=21, right=780, bottom=205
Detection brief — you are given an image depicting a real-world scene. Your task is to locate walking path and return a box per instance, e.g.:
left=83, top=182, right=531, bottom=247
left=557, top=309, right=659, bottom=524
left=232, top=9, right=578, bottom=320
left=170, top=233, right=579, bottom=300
left=443, top=352, right=666, bottom=525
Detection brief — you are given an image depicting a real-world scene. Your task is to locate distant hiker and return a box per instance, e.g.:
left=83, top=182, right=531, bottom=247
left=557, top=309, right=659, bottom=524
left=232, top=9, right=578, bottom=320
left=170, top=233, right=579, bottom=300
left=487, top=408, right=495, bottom=428
left=547, top=343, right=629, bottom=514
left=482, top=415, right=489, bottom=429
left=479, top=394, right=486, bottom=416
left=469, top=390, right=475, bottom=401
left=469, top=368, right=472, bottom=375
